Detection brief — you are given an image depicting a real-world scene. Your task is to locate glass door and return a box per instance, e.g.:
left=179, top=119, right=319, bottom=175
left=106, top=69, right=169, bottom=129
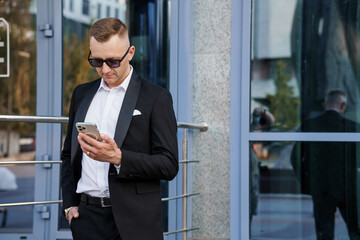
left=0, top=0, right=65, bottom=239
left=0, top=1, right=38, bottom=239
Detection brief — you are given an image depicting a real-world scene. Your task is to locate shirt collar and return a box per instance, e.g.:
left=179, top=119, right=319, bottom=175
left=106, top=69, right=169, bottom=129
left=97, top=65, right=133, bottom=92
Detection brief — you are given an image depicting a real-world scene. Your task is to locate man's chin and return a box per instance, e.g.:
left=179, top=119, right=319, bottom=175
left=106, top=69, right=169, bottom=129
left=103, top=78, right=115, bottom=84
left=103, top=78, right=122, bottom=88
left=103, top=75, right=114, bottom=80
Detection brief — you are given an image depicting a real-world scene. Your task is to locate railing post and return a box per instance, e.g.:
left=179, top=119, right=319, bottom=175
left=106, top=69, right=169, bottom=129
left=182, top=128, right=188, bottom=240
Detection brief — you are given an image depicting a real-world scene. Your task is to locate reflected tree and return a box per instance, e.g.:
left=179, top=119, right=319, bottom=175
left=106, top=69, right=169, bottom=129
left=63, top=28, right=96, bottom=116
left=266, top=61, right=300, bottom=130
left=0, top=1, right=36, bottom=134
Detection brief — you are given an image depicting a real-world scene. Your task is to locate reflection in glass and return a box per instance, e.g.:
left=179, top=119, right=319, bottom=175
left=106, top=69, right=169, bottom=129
left=0, top=0, right=37, bottom=234
left=251, top=0, right=360, bottom=132
left=250, top=140, right=359, bottom=239
left=0, top=123, right=36, bottom=233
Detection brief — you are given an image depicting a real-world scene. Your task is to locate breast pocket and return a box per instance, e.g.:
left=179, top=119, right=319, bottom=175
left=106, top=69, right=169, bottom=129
left=123, top=115, right=149, bottom=151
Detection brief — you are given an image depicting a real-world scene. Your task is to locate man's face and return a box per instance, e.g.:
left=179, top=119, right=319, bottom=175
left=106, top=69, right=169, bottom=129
left=89, top=34, right=135, bottom=88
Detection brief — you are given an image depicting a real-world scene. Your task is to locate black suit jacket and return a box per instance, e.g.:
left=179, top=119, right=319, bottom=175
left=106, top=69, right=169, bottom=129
left=61, top=73, right=179, bottom=240
left=291, top=110, right=357, bottom=199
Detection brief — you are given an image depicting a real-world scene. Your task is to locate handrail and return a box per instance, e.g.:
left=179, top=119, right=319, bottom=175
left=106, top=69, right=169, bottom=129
left=0, top=115, right=69, bottom=123
left=163, top=227, right=199, bottom=236
left=161, top=192, right=200, bottom=202
left=0, top=193, right=199, bottom=208
left=0, top=114, right=208, bottom=239
left=0, top=160, right=197, bottom=165
left=0, top=197, right=200, bottom=237
left=0, top=200, right=63, bottom=208
left=177, top=121, right=208, bottom=132
left=0, top=115, right=209, bottom=131
left=0, top=161, right=62, bottom=165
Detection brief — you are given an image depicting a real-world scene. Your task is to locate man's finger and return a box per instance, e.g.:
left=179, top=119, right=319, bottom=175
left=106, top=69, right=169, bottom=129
left=78, top=136, right=97, bottom=154
left=79, top=133, right=102, bottom=147
left=100, top=134, right=114, bottom=144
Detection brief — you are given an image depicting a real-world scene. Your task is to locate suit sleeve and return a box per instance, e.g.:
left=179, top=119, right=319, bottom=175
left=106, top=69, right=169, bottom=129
left=119, top=90, right=179, bottom=181
left=60, top=86, right=81, bottom=208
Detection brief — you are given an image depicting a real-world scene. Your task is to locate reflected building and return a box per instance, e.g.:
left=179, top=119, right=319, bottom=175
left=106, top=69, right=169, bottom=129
left=250, top=0, right=360, bottom=239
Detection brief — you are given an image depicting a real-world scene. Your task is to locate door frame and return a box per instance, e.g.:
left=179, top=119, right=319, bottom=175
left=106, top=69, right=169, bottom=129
left=35, top=0, right=65, bottom=239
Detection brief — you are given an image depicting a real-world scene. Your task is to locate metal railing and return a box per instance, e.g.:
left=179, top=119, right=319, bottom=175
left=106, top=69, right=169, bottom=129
left=0, top=115, right=208, bottom=239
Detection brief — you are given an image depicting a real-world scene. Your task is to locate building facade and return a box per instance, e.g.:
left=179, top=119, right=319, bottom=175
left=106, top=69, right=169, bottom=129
left=1, top=0, right=360, bottom=239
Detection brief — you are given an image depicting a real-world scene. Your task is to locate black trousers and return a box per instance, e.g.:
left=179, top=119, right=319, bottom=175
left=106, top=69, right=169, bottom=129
left=70, top=201, right=121, bottom=240
left=313, top=195, right=360, bottom=240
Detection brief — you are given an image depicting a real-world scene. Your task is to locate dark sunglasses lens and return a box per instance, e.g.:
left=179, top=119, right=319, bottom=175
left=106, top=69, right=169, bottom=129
left=105, top=59, right=120, bottom=68
left=89, top=59, right=103, bottom=67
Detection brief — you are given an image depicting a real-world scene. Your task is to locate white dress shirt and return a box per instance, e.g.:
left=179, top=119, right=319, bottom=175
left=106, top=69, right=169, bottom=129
left=76, top=67, right=133, bottom=197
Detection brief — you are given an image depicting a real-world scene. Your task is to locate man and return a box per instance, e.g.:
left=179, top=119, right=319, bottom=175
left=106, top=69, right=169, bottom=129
left=61, top=18, right=178, bottom=240
left=291, top=90, right=359, bottom=239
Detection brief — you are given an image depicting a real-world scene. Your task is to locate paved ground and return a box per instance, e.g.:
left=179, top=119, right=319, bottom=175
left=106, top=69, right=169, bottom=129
left=251, top=194, right=350, bottom=239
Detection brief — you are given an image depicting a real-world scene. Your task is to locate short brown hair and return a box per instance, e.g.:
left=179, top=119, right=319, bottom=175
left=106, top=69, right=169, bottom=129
left=90, top=18, right=128, bottom=42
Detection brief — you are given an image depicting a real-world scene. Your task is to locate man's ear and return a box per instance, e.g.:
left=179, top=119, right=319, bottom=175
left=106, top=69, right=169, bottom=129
left=340, top=102, right=346, bottom=113
left=128, top=46, right=135, bottom=61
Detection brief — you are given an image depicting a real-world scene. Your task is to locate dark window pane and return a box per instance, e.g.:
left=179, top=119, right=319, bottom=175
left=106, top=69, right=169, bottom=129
left=250, top=141, right=360, bottom=239
left=83, top=0, right=90, bottom=15
left=106, top=6, right=110, bottom=17
left=97, top=4, right=101, bottom=19
left=251, top=0, right=360, bottom=132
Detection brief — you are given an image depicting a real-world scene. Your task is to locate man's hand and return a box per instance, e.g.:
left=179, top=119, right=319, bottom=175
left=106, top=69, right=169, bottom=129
left=68, top=206, right=79, bottom=224
left=78, top=133, right=122, bottom=165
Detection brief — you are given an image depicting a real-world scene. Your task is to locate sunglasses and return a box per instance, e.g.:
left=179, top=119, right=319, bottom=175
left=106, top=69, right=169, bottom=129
left=88, top=47, right=130, bottom=68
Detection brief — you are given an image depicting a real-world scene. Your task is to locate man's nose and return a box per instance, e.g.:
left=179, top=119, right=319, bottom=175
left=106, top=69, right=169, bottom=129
left=101, top=62, right=111, bottom=73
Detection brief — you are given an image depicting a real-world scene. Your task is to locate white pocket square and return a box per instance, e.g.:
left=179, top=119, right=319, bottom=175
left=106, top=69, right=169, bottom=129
left=133, top=109, right=141, bottom=116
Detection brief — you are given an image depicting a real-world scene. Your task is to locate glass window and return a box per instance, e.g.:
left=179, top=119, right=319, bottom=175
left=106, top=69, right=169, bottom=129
left=0, top=2, right=37, bottom=234
left=0, top=124, right=36, bottom=233
left=250, top=141, right=360, bottom=239
left=106, top=6, right=110, bottom=17
left=251, top=0, right=360, bottom=132
left=82, top=0, right=90, bottom=15
left=97, top=3, right=101, bottom=19
left=250, top=1, right=360, bottom=239
left=70, top=0, right=74, bottom=12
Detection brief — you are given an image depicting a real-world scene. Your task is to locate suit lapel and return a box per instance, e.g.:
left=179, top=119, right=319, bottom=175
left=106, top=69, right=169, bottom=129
left=114, top=74, right=141, bottom=147
left=70, top=80, right=101, bottom=162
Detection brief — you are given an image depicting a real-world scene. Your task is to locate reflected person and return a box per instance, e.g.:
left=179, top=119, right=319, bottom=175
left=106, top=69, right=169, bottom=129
left=250, top=108, right=275, bottom=226
left=60, top=18, right=178, bottom=240
left=291, top=90, right=359, bottom=239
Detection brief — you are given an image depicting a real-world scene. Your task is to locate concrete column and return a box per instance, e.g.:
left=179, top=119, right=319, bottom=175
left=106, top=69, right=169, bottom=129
left=191, top=0, right=231, bottom=239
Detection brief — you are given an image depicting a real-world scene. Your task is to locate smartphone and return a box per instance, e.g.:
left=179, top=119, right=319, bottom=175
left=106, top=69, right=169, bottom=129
left=75, top=122, right=101, bottom=141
